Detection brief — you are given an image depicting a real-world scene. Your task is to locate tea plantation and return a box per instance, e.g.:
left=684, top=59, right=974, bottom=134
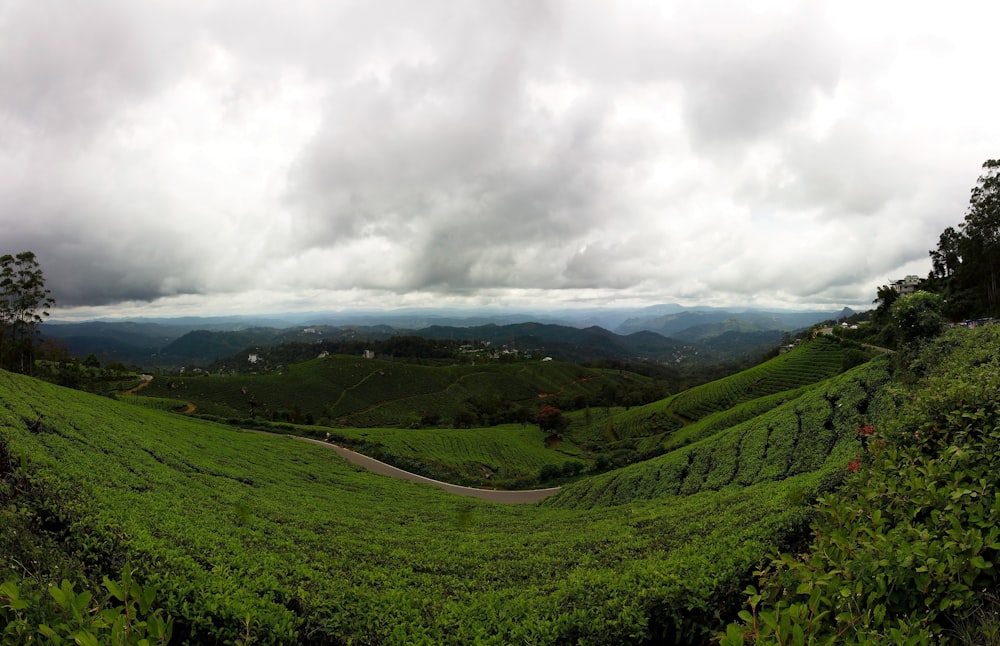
left=0, top=331, right=948, bottom=644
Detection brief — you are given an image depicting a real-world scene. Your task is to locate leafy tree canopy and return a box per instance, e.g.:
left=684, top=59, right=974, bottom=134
left=889, top=290, right=946, bottom=346
left=927, top=159, right=1000, bottom=319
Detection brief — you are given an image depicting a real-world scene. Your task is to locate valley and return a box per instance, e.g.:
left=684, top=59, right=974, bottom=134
left=2, top=329, right=886, bottom=643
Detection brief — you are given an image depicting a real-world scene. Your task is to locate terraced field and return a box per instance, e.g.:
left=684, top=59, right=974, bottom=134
left=547, top=360, right=889, bottom=509
left=324, top=424, right=586, bottom=487
left=566, top=336, right=867, bottom=452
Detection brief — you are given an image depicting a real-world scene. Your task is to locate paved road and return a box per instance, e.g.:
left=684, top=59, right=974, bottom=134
left=279, top=434, right=562, bottom=504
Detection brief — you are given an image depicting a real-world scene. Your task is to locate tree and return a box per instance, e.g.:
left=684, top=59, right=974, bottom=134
left=927, top=159, right=1000, bottom=318
left=868, top=284, right=900, bottom=342
left=534, top=405, right=568, bottom=435
left=890, top=290, right=946, bottom=346
left=0, top=252, right=55, bottom=374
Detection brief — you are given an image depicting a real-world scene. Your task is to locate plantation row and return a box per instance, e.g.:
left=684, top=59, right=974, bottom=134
left=319, top=424, right=589, bottom=487
left=559, top=337, right=857, bottom=460
left=721, top=324, right=1000, bottom=643
left=546, top=360, right=890, bottom=509
left=666, top=336, right=852, bottom=422
left=0, top=349, right=880, bottom=644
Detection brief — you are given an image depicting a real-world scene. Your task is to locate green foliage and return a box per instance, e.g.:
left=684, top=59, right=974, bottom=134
left=724, top=325, right=1000, bottom=644
left=546, top=360, right=890, bottom=510
left=890, top=290, right=946, bottom=346
left=664, top=336, right=852, bottom=424
left=0, top=251, right=54, bottom=374
left=319, top=423, right=581, bottom=487
left=143, top=355, right=664, bottom=428
left=560, top=336, right=859, bottom=462
left=0, top=352, right=874, bottom=644
left=0, top=566, right=171, bottom=645
left=927, top=159, right=1000, bottom=318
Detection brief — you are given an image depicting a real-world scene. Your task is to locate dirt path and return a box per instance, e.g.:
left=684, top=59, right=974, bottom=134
left=251, top=431, right=561, bottom=504
left=124, top=376, right=153, bottom=395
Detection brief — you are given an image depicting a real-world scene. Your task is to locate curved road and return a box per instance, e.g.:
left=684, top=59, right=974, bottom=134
left=274, top=434, right=562, bottom=504
left=138, top=376, right=561, bottom=504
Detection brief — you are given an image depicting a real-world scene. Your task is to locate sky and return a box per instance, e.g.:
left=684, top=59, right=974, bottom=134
left=3, top=0, right=999, bottom=320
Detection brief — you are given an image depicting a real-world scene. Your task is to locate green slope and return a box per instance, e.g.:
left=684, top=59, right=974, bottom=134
left=324, top=424, right=587, bottom=487
left=0, top=356, right=882, bottom=644
left=143, top=356, right=664, bottom=427
left=545, top=359, right=890, bottom=509
left=563, top=335, right=868, bottom=456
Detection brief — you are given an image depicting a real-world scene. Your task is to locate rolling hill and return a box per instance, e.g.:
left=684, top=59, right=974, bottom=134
left=0, top=332, right=887, bottom=643
left=140, top=356, right=668, bottom=429
left=40, top=303, right=847, bottom=369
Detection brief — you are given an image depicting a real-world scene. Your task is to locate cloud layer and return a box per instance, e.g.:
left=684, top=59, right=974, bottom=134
left=2, top=0, right=999, bottom=317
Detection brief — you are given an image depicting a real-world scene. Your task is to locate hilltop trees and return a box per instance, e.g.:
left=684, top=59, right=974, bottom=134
left=927, top=159, right=1000, bottom=318
left=0, top=252, right=55, bottom=374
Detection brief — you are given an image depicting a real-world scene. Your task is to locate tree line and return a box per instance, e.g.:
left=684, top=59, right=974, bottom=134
left=925, top=159, right=1000, bottom=319
left=863, top=159, right=1000, bottom=348
left=0, top=251, right=54, bottom=374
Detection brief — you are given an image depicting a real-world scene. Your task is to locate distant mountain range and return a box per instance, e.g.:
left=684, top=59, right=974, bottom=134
left=41, top=304, right=855, bottom=368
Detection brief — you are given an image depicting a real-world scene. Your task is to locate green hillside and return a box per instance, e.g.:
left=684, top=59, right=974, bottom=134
left=142, top=356, right=666, bottom=427
left=323, top=424, right=587, bottom=488
left=546, top=360, right=889, bottom=509
left=561, top=335, right=868, bottom=457
left=0, top=348, right=882, bottom=643
left=128, top=336, right=868, bottom=492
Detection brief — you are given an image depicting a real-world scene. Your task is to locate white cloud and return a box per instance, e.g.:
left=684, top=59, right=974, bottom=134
left=1, top=0, right=998, bottom=319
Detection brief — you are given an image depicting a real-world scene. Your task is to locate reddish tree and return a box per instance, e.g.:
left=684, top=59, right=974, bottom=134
left=535, top=405, right=568, bottom=434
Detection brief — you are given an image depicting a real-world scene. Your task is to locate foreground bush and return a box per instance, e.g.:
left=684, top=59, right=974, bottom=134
left=723, top=326, right=1000, bottom=644
left=1, top=566, right=172, bottom=645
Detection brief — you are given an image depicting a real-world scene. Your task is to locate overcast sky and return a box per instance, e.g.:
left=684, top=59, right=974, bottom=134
left=3, top=0, right=998, bottom=320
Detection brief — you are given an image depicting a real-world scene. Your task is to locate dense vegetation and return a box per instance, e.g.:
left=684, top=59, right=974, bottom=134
left=926, top=159, right=1000, bottom=319
left=724, top=324, right=1000, bottom=644
left=141, top=356, right=669, bottom=428
left=0, top=251, right=53, bottom=374
left=7, top=322, right=999, bottom=643
left=1, top=333, right=882, bottom=644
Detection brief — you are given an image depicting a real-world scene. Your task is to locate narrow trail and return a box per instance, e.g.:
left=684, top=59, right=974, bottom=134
left=334, top=368, right=495, bottom=419
left=329, top=369, right=382, bottom=411
left=244, top=430, right=561, bottom=504
left=124, top=377, right=153, bottom=395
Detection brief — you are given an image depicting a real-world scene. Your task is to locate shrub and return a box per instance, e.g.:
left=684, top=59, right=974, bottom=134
left=723, top=330, right=1000, bottom=644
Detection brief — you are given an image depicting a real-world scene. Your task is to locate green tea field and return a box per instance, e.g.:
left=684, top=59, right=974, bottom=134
left=1, top=336, right=887, bottom=644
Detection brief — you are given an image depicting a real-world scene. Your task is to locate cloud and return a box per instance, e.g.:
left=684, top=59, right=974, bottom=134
left=1, top=0, right=998, bottom=318
left=666, top=1, right=841, bottom=149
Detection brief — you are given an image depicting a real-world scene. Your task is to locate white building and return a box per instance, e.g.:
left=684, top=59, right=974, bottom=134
left=892, top=275, right=922, bottom=296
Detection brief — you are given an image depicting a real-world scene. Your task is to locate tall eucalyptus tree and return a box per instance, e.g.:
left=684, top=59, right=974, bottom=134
left=0, top=251, right=55, bottom=373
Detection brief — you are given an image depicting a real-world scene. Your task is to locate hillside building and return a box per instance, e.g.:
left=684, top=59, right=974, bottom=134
left=891, top=275, right=922, bottom=296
